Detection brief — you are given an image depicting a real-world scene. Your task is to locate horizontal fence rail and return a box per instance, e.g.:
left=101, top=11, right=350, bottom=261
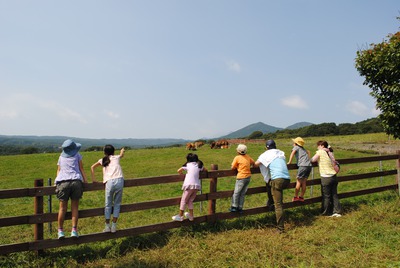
left=0, top=152, right=399, bottom=255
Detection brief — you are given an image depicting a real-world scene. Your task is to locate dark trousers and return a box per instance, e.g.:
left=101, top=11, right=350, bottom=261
left=320, top=175, right=342, bottom=215
left=267, top=178, right=290, bottom=231
left=266, top=183, right=274, bottom=210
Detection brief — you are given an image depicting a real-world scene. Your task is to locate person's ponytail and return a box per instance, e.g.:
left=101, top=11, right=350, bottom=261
left=102, top=155, right=111, bottom=167
left=102, top=144, right=115, bottom=167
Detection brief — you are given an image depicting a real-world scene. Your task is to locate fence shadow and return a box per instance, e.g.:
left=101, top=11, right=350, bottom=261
left=39, top=201, right=335, bottom=265
left=37, top=230, right=174, bottom=265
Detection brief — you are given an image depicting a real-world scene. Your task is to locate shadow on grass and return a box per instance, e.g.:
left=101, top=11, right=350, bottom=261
left=34, top=205, right=326, bottom=265
left=35, top=230, right=174, bottom=265
left=340, top=190, right=399, bottom=213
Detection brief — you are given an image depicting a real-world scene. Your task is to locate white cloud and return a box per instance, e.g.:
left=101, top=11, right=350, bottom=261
left=226, top=60, right=241, bottom=73
left=40, top=99, right=87, bottom=123
left=281, top=95, right=308, bottom=109
left=371, top=107, right=381, bottom=117
left=104, top=110, right=120, bottom=119
left=346, top=100, right=369, bottom=116
left=0, top=93, right=87, bottom=123
left=0, top=110, right=18, bottom=119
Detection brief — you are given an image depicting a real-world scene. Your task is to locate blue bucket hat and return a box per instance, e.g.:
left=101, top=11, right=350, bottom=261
left=61, top=139, right=81, bottom=158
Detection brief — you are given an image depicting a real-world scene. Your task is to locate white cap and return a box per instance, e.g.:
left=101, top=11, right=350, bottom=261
left=236, top=144, right=247, bottom=155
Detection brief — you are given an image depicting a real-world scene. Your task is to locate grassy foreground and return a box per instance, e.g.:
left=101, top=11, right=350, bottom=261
left=1, top=192, right=399, bottom=267
left=0, top=133, right=399, bottom=267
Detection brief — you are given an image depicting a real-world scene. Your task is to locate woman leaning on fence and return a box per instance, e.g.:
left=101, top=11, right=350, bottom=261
left=91, top=145, right=125, bottom=233
left=311, top=140, right=342, bottom=217
left=54, top=139, right=88, bottom=239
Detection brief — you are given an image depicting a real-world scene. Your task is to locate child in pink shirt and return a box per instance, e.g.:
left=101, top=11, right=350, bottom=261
left=172, top=153, right=206, bottom=222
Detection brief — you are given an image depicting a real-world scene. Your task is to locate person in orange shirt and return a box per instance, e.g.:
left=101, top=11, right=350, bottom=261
left=230, top=144, right=255, bottom=213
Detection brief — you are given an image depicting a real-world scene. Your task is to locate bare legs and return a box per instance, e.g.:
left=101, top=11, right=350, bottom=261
left=58, top=199, right=79, bottom=230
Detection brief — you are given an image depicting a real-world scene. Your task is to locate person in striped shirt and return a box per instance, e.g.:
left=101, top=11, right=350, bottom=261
left=311, top=140, right=342, bottom=217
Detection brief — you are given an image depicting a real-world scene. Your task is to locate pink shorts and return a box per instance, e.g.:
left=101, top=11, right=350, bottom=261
left=180, top=189, right=198, bottom=210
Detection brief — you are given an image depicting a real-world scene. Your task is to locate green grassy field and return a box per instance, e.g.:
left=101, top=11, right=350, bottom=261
left=0, top=133, right=399, bottom=267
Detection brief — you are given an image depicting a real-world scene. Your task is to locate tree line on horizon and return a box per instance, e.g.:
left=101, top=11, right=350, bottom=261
left=0, top=118, right=385, bottom=156
left=243, top=117, right=383, bottom=140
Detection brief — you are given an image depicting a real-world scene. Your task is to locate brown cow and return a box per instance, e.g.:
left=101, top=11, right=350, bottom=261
left=186, top=141, right=204, bottom=150
left=211, top=139, right=229, bottom=149
left=194, top=141, right=204, bottom=149
left=186, top=142, right=196, bottom=150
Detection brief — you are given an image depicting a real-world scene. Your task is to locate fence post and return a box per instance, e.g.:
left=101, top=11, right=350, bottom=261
left=397, top=150, right=400, bottom=196
left=379, top=152, right=383, bottom=185
left=34, top=179, right=44, bottom=256
left=310, top=167, right=314, bottom=197
left=207, top=164, right=218, bottom=223
left=48, top=178, right=52, bottom=235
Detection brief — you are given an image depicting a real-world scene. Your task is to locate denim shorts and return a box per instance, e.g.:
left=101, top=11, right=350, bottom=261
left=297, top=166, right=312, bottom=179
left=55, top=180, right=83, bottom=201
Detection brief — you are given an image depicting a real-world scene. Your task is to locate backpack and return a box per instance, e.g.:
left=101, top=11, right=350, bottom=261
left=327, top=151, right=340, bottom=173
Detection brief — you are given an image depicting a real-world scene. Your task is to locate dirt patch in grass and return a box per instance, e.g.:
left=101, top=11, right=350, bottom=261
left=338, top=141, right=400, bottom=155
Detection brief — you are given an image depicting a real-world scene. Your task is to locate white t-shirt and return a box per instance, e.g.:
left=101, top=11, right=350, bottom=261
left=181, top=162, right=203, bottom=191
left=97, top=155, right=124, bottom=183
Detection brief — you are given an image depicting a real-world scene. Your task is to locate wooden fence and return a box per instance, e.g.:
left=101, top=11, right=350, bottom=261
left=0, top=153, right=399, bottom=255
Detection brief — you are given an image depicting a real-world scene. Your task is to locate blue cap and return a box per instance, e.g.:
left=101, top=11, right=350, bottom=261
left=266, top=139, right=276, bottom=149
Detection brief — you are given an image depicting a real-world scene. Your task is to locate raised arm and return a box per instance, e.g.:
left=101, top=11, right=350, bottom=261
left=119, top=148, right=125, bottom=158
left=177, top=167, right=184, bottom=174
left=90, top=162, right=102, bottom=183
left=311, top=153, right=319, bottom=163
left=287, top=150, right=296, bottom=164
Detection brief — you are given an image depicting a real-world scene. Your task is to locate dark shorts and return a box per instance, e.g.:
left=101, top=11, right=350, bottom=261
left=55, top=180, right=83, bottom=201
left=297, top=166, right=312, bottom=179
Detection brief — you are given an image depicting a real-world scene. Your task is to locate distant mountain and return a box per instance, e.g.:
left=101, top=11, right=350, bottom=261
left=285, top=122, right=314, bottom=130
left=218, top=121, right=315, bottom=139
left=0, top=135, right=189, bottom=150
left=219, top=122, right=283, bottom=139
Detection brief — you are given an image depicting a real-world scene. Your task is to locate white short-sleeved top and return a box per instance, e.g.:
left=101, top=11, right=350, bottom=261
left=181, top=162, right=203, bottom=191
left=97, top=155, right=124, bottom=183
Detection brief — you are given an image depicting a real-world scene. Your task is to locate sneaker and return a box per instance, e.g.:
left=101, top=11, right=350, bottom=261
left=237, top=208, right=243, bottom=214
left=103, top=224, right=111, bottom=233
left=298, top=196, right=305, bottom=202
left=111, top=223, right=117, bottom=233
left=292, top=196, right=300, bottom=202
left=184, top=212, right=194, bottom=221
left=58, top=230, right=65, bottom=240
left=172, top=215, right=184, bottom=222
left=229, top=206, right=238, bottom=212
left=71, top=230, right=79, bottom=238
left=332, top=213, right=342, bottom=217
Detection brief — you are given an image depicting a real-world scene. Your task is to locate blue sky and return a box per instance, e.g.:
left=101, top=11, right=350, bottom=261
left=0, top=1, right=398, bottom=140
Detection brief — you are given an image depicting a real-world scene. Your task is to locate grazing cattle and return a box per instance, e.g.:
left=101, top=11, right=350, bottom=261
left=211, top=139, right=229, bottom=149
left=194, top=141, right=204, bottom=149
left=186, top=141, right=205, bottom=150
left=186, top=142, right=196, bottom=150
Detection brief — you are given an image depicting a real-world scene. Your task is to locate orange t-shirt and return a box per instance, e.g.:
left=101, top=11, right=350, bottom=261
left=231, top=154, right=255, bottom=179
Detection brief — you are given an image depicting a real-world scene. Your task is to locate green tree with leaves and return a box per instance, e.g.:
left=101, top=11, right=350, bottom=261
left=248, top=131, right=263, bottom=139
left=355, top=23, right=400, bottom=139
